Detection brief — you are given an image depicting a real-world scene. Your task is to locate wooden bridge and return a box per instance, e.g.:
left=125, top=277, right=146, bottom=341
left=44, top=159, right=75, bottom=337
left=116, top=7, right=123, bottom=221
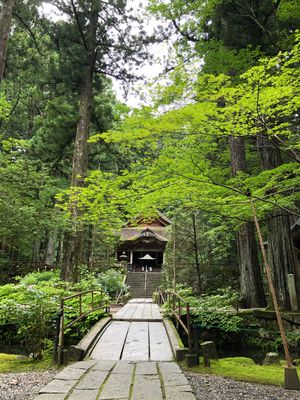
left=35, top=298, right=196, bottom=400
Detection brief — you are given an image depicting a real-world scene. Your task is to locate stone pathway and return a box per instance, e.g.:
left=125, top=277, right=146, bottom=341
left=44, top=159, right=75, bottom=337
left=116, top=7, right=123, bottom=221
left=35, top=299, right=196, bottom=400
left=113, top=299, right=161, bottom=321
left=35, top=360, right=196, bottom=400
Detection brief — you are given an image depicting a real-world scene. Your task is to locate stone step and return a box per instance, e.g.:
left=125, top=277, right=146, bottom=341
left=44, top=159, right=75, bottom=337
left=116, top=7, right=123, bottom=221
left=126, top=272, right=162, bottom=298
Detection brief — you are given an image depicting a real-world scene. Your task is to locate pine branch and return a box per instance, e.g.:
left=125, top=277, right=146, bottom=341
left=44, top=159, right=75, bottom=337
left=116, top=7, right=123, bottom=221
left=70, top=0, right=88, bottom=51
left=172, top=20, right=199, bottom=43
left=13, top=13, right=43, bottom=56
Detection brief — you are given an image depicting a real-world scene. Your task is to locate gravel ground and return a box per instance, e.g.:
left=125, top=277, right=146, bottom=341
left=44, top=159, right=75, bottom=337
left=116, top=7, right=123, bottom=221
left=0, top=371, right=57, bottom=400
left=185, top=371, right=300, bottom=400
left=2, top=369, right=300, bottom=400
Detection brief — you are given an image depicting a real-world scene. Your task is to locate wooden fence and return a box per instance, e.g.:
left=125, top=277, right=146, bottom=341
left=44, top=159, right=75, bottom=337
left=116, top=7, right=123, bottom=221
left=57, top=290, right=109, bottom=364
left=156, top=290, right=192, bottom=354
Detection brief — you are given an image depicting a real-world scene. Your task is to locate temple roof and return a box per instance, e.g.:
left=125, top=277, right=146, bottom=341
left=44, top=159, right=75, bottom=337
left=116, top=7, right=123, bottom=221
left=119, top=212, right=171, bottom=243
left=125, top=212, right=172, bottom=228
left=124, top=228, right=168, bottom=243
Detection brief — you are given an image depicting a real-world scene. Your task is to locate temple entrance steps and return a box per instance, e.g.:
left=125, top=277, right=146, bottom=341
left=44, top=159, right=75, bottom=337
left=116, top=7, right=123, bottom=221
left=125, top=272, right=161, bottom=298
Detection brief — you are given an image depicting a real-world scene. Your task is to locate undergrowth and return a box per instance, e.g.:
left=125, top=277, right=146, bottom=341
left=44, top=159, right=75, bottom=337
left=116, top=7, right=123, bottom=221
left=186, top=357, right=300, bottom=386
left=0, top=353, right=58, bottom=373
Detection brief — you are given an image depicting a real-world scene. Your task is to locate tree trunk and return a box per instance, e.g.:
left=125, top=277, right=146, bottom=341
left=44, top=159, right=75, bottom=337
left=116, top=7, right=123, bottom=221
left=229, top=136, right=266, bottom=307
left=32, top=239, right=41, bottom=263
left=88, top=225, right=95, bottom=270
left=191, top=212, right=202, bottom=294
left=257, top=134, right=299, bottom=310
left=0, top=0, right=15, bottom=82
left=61, top=3, right=98, bottom=281
left=45, top=230, right=57, bottom=265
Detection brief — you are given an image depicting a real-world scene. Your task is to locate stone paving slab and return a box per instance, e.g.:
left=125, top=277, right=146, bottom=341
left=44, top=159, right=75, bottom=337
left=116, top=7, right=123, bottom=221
left=128, top=299, right=153, bottom=303
left=68, top=389, right=99, bottom=400
left=121, top=321, right=149, bottom=361
left=159, top=361, right=182, bottom=374
left=114, top=299, right=162, bottom=321
left=70, top=360, right=97, bottom=369
left=98, top=373, right=132, bottom=399
left=135, top=361, right=157, bottom=375
left=54, top=367, right=86, bottom=381
left=39, top=379, right=77, bottom=394
left=132, top=374, right=163, bottom=400
left=75, top=370, right=108, bottom=390
left=91, top=360, right=116, bottom=371
left=165, top=385, right=196, bottom=400
left=149, top=322, right=174, bottom=361
left=91, top=321, right=130, bottom=360
left=111, top=360, right=135, bottom=375
left=35, top=395, right=67, bottom=400
left=162, top=373, right=190, bottom=386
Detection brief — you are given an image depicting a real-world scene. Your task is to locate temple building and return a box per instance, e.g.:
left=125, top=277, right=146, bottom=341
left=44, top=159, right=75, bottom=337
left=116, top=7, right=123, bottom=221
left=116, top=213, right=171, bottom=272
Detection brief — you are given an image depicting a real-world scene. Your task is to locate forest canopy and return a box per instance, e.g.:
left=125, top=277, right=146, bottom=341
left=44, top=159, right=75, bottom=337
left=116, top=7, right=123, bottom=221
left=0, top=0, right=299, bottom=313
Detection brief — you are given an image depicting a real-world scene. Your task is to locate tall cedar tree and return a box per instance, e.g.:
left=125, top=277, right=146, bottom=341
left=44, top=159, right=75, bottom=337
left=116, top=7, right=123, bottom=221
left=229, top=137, right=266, bottom=307
left=53, top=0, right=151, bottom=280
left=152, top=0, right=300, bottom=309
left=0, top=0, right=16, bottom=81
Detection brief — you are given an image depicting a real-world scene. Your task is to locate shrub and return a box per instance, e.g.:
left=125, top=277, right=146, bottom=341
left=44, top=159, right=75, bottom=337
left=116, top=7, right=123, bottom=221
left=0, top=269, right=122, bottom=358
left=163, top=285, right=242, bottom=333
left=97, top=269, right=128, bottom=300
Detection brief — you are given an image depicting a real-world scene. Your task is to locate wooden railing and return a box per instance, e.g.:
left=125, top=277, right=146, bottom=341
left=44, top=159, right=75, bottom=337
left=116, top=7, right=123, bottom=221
left=57, top=290, right=109, bottom=364
left=157, top=290, right=192, bottom=354
left=10, top=261, right=55, bottom=271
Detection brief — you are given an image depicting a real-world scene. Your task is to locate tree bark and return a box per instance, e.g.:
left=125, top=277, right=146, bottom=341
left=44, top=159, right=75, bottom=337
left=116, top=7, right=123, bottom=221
left=32, top=238, right=41, bottom=263
left=88, top=225, right=95, bottom=270
left=0, top=0, right=15, bottom=82
left=257, top=134, right=299, bottom=310
left=191, top=212, right=202, bottom=294
left=45, top=230, right=57, bottom=265
left=61, top=2, right=98, bottom=281
left=229, top=136, right=266, bottom=307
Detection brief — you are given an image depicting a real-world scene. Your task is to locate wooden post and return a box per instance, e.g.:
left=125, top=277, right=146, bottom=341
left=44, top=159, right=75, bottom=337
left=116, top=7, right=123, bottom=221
left=172, top=292, right=175, bottom=313
left=57, top=299, right=64, bottom=365
left=79, top=293, right=82, bottom=316
left=186, top=303, right=192, bottom=354
left=250, top=198, right=292, bottom=367
left=173, top=222, right=176, bottom=290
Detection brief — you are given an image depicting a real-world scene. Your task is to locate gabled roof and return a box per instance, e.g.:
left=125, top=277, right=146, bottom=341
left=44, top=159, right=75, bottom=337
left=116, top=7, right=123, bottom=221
left=126, top=228, right=168, bottom=243
left=125, top=212, right=172, bottom=228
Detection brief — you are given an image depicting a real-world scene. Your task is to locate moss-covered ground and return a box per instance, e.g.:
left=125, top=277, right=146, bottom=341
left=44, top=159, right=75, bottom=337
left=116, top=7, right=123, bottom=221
left=0, top=353, right=58, bottom=373
left=186, top=357, right=300, bottom=386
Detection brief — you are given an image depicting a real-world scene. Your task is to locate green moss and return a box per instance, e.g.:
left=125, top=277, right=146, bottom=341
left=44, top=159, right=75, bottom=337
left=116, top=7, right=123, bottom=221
left=167, top=319, right=185, bottom=348
left=0, top=354, right=58, bottom=373
left=187, top=357, right=300, bottom=386
left=0, top=353, right=20, bottom=361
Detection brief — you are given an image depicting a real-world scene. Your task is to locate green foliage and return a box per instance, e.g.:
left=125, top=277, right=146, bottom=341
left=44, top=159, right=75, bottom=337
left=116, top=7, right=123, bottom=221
left=165, top=285, right=242, bottom=332
left=0, top=97, right=10, bottom=119
left=162, top=209, right=237, bottom=293
left=90, top=36, right=300, bottom=231
left=0, top=140, right=65, bottom=270
left=97, top=269, right=128, bottom=299
left=0, top=269, right=120, bottom=358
